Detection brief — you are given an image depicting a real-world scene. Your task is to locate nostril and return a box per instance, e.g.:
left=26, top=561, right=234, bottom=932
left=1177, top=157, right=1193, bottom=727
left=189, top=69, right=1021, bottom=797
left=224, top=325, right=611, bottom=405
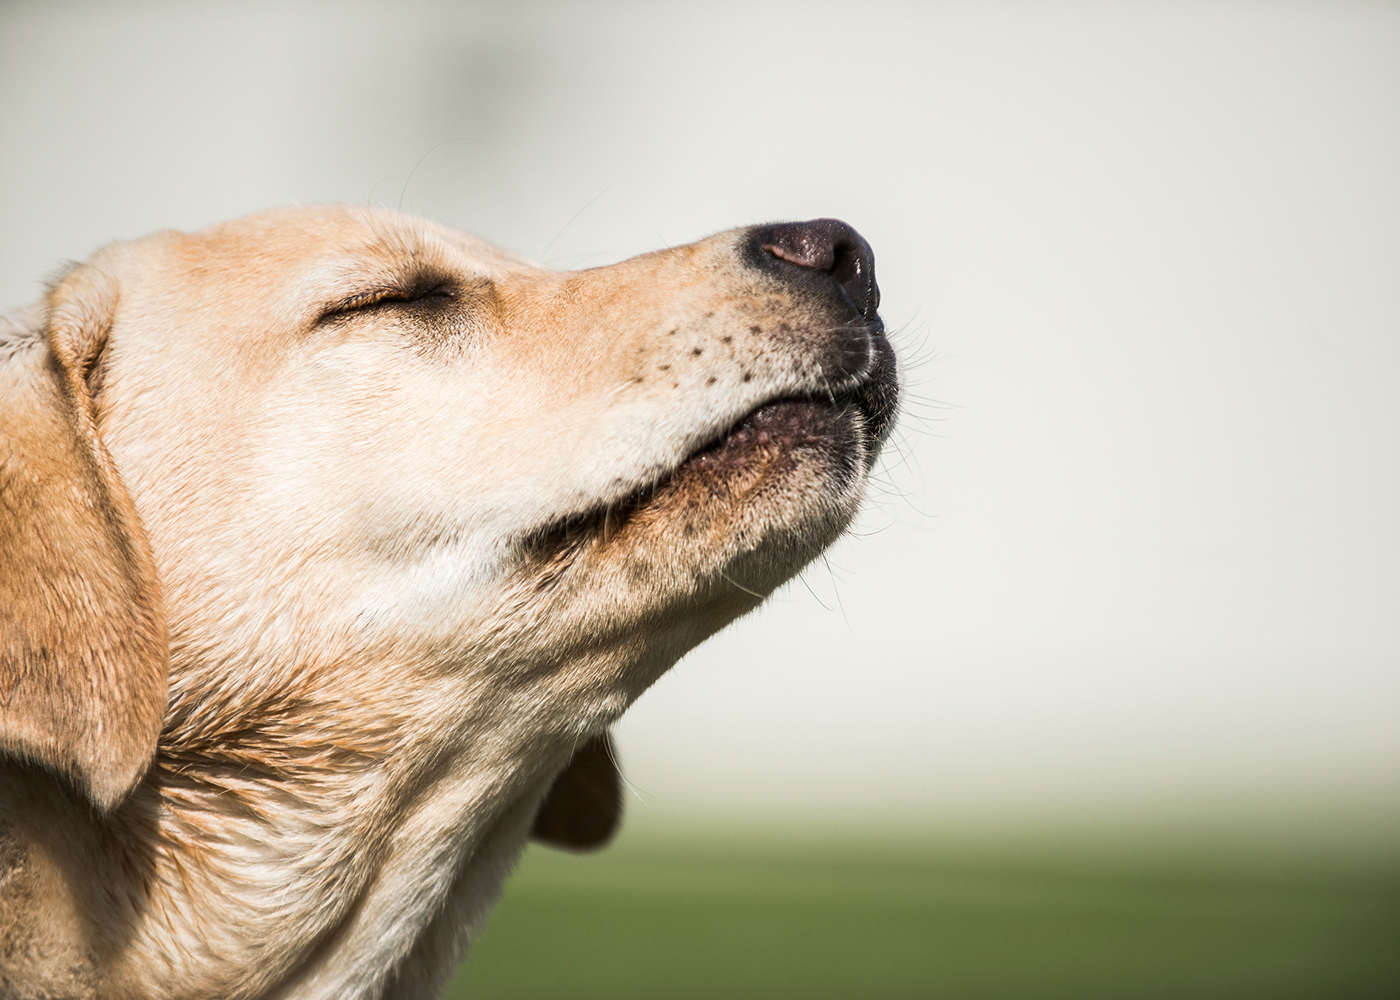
left=758, top=218, right=880, bottom=320
left=762, top=227, right=837, bottom=272
left=828, top=239, right=879, bottom=318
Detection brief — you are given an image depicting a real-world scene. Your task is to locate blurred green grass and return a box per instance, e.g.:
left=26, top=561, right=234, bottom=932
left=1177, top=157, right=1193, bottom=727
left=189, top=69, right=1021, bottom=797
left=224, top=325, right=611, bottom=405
left=446, top=816, right=1400, bottom=999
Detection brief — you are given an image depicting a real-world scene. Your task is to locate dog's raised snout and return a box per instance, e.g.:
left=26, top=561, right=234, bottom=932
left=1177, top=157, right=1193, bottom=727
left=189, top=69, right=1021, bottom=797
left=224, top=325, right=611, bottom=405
left=757, top=218, right=880, bottom=320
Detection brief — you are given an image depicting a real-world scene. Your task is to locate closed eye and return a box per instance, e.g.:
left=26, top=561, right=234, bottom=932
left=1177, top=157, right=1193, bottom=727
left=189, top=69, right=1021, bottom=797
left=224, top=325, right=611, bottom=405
left=320, top=281, right=457, bottom=322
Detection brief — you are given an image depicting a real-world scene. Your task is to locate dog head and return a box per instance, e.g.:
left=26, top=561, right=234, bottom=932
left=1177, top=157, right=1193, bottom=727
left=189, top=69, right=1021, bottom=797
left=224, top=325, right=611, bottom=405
left=1, top=207, right=897, bottom=838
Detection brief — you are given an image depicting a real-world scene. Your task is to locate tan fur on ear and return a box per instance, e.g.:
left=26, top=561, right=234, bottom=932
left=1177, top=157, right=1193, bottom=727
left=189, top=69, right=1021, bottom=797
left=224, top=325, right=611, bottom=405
left=531, top=733, right=623, bottom=851
left=0, top=266, right=168, bottom=812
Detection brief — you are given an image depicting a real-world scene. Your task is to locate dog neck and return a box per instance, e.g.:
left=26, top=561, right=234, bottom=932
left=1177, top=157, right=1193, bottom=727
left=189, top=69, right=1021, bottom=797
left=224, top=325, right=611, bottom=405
left=64, top=491, right=641, bottom=998
left=94, top=654, right=581, bottom=1000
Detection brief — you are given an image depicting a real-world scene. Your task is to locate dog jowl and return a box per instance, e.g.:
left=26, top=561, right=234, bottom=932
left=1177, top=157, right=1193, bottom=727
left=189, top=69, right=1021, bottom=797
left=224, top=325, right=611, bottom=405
left=0, top=207, right=897, bottom=1000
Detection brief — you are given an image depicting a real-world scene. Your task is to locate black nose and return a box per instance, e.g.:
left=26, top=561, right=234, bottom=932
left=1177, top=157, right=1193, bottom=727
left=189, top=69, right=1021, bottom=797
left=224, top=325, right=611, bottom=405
left=753, top=218, right=880, bottom=321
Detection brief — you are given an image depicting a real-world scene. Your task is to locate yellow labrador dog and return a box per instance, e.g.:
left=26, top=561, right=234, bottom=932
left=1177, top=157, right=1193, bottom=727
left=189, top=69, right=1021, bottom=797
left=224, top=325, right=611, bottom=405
left=0, top=206, right=897, bottom=999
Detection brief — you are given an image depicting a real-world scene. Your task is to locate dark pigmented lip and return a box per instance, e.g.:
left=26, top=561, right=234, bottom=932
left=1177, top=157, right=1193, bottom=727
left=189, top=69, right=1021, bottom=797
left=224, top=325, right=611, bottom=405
left=683, top=317, right=898, bottom=471
left=689, top=369, right=892, bottom=475
left=520, top=341, right=899, bottom=567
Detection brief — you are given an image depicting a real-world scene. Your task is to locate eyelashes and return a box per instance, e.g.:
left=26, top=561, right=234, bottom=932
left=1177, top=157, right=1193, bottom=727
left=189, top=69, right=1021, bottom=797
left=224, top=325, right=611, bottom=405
left=315, top=275, right=499, bottom=358
left=319, top=280, right=458, bottom=323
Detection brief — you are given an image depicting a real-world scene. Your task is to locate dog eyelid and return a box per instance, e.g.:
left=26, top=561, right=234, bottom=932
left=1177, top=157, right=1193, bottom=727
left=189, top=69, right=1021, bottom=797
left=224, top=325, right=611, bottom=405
left=319, top=282, right=457, bottom=322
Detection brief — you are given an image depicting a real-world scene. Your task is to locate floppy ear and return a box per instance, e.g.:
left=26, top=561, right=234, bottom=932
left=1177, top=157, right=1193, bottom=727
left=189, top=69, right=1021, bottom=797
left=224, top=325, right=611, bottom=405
left=531, top=732, right=622, bottom=851
left=0, top=265, right=168, bottom=812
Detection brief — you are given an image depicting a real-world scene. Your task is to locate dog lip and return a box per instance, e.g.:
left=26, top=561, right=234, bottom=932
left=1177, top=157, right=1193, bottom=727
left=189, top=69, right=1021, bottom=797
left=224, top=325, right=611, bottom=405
left=519, top=332, right=898, bottom=565
left=521, top=389, right=872, bottom=563
left=646, top=329, right=900, bottom=493
left=598, top=367, right=894, bottom=516
left=691, top=377, right=882, bottom=467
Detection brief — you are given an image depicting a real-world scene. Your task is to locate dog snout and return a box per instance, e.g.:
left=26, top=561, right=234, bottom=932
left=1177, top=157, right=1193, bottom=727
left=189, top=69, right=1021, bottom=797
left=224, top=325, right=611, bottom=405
left=749, top=218, right=881, bottom=321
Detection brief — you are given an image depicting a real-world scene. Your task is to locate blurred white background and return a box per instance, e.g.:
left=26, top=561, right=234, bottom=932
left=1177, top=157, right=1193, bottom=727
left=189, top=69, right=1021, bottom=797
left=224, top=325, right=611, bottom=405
left=3, top=1, right=1396, bottom=822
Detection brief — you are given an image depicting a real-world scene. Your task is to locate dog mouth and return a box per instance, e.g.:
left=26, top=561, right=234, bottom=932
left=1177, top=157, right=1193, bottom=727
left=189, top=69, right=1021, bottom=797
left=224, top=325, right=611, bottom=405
left=676, top=327, right=900, bottom=488
left=682, top=356, right=897, bottom=482
left=520, top=335, right=898, bottom=570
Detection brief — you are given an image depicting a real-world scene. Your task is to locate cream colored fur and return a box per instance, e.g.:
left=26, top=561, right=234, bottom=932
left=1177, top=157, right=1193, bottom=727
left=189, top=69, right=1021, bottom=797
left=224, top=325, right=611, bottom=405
left=0, top=206, right=896, bottom=999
